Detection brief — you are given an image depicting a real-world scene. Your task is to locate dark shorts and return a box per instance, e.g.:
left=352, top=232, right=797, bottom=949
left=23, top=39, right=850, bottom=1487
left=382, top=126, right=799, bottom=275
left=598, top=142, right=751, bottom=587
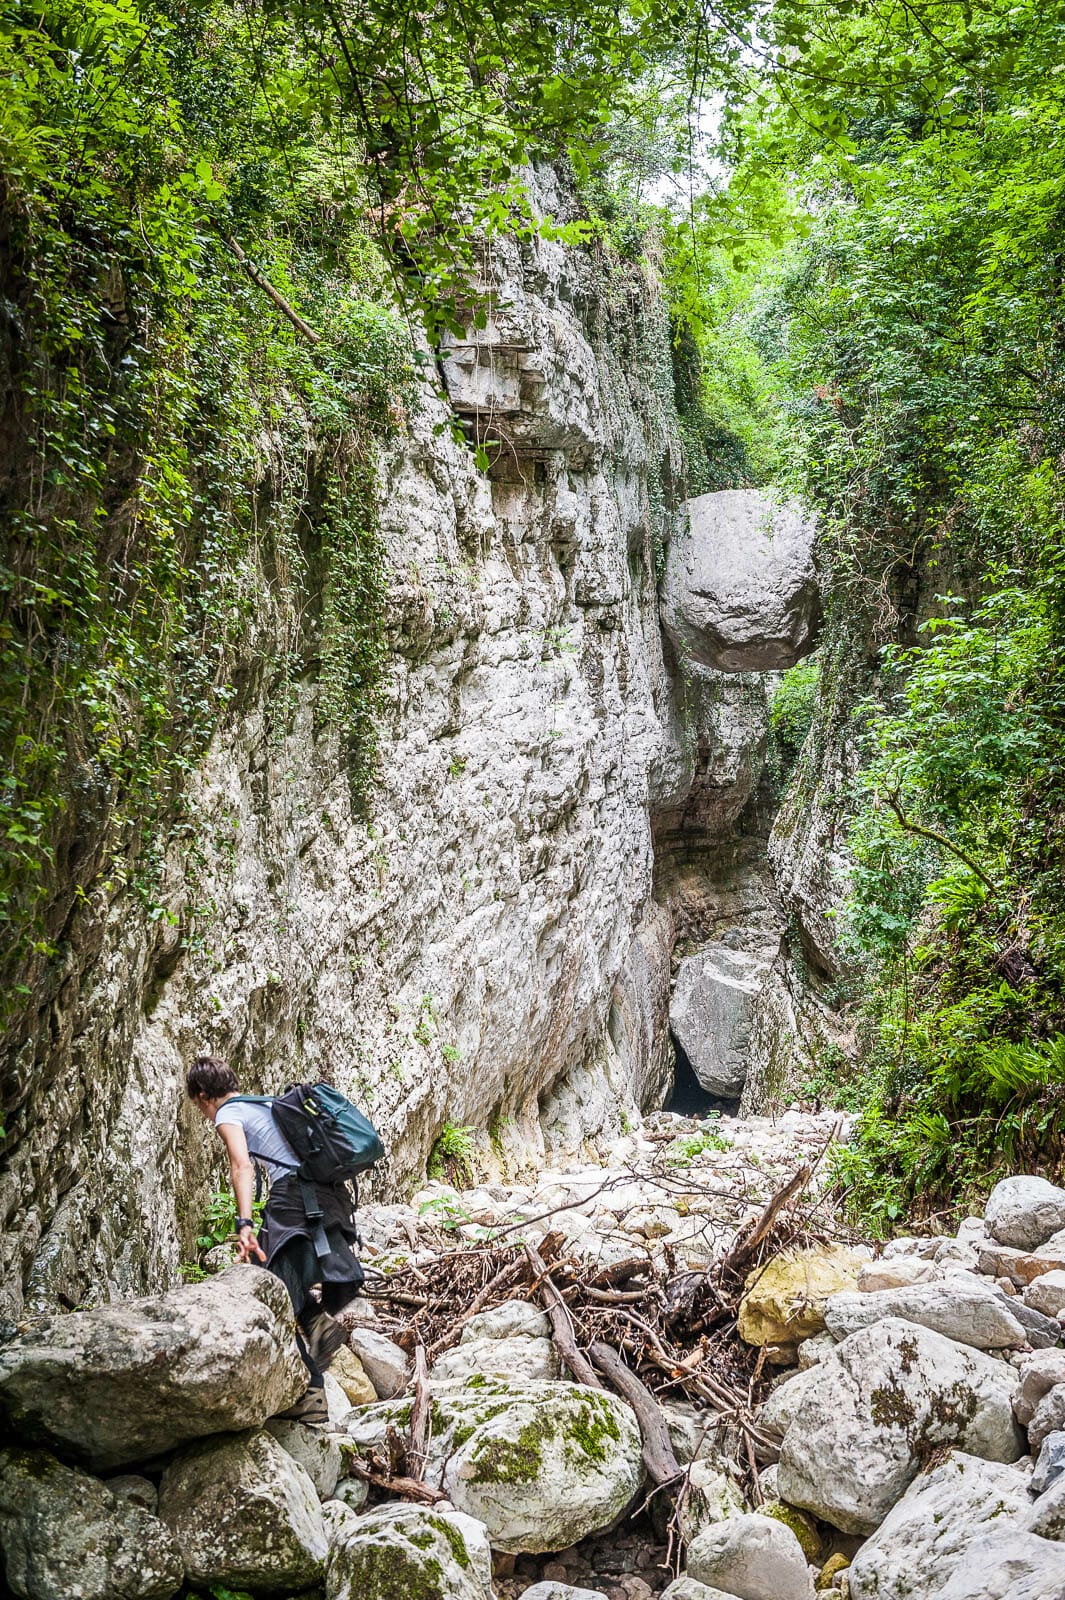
left=259, top=1175, right=364, bottom=1321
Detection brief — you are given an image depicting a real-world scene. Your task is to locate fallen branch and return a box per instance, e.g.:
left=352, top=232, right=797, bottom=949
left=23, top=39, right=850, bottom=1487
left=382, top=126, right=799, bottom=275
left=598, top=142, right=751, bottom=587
left=347, top=1459, right=445, bottom=1505
left=524, top=1242, right=602, bottom=1389
left=407, top=1345, right=430, bottom=1482
left=590, top=1341, right=683, bottom=1486
left=715, top=1164, right=812, bottom=1283
left=219, top=232, right=320, bottom=345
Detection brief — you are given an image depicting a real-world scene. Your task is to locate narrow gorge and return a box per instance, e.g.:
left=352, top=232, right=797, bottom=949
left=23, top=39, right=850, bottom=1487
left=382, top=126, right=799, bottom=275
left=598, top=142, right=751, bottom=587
left=4, top=0, right=1065, bottom=1596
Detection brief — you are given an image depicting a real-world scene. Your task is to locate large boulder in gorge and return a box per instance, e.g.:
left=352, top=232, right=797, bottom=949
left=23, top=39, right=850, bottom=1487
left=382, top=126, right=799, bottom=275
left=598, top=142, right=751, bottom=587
left=775, top=1318, right=1023, bottom=1534
left=847, top=1451, right=1032, bottom=1599
left=324, top=1500, right=494, bottom=1600
left=823, top=1280, right=1028, bottom=1350
left=738, top=1245, right=865, bottom=1348
left=0, top=1265, right=305, bottom=1469
left=344, top=1375, right=643, bottom=1553
left=670, top=945, right=773, bottom=1098
left=985, top=1176, right=1065, bottom=1251
left=159, top=1428, right=326, bottom=1594
left=0, top=1447, right=183, bottom=1600
left=661, top=489, right=819, bottom=673
left=686, top=1512, right=815, bottom=1600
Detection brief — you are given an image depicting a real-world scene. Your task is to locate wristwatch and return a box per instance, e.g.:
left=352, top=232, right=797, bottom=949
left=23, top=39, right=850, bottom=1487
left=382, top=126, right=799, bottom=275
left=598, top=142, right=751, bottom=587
left=236, top=1217, right=256, bottom=1231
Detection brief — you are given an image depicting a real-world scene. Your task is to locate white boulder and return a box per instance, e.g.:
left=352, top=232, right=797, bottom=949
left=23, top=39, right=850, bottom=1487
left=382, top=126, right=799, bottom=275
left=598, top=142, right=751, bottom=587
left=459, top=1301, right=550, bottom=1342
left=0, top=1447, right=183, bottom=1600
left=857, top=1257, right=939, bottom=1292
left=686, top=1512, right=815, bottom=1600
left=985, top=1177, right=1065, bottom=1252
left=159, top=1427, right=326, bottom=1593
left=669, top=945, right=773, bottom=1098
left=266, top=1417, right=343, bottom=1499
left=677, top=1460, right=747, bottom=1543
left=823, top=1281, right=1027, bottom=1350
left=937, top=1528, right=1065, bottom=1597
left=1014, top=1351, right=1065, bottom=1427
left=432, top=1335, right=559, bottom=1384
left=661, top=489, right=819, bottom=673
left=777, top=1318, right=1023, bottom=1533
left=1025, top=1270, right=1065, bottom=1318
left=847, top=1451, right=1031, bottom=1599
left=1030, top=1383, right=1065, bottom=1452
left=0, top=1265, right=306, bottom=1469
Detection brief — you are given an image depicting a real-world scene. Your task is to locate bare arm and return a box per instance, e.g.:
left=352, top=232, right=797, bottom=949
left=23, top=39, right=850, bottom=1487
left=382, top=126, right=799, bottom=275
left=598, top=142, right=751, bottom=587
left=216, top=1120, right=267, bottom=1263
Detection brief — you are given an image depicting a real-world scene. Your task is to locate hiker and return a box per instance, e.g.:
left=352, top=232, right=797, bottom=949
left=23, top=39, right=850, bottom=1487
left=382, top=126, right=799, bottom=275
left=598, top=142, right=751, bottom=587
left=186, top=1055, right=364, bottom=1422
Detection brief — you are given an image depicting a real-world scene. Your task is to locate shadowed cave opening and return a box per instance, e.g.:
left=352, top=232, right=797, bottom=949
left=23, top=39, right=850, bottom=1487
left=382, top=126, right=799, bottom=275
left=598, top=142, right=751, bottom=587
left=664, top=1034, right=739, bottom=1117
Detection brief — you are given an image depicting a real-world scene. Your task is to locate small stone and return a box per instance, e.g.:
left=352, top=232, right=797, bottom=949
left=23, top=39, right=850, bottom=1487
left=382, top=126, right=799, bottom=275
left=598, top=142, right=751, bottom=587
left=330, top=1477, right=369, bottom=1511
left=105, top=1474, right=158, bottom=1515
left=1012, top=1349, right=1065, bottom=1426
left=1023, top=1269, right=1065, bottom=1318
left=347, top=1328, right=410, bottom=1398
left=817, top=1554, right=850, bottom=1591
left=1030, top=1382, right=1065, bottom=1452
left=330, top=1344, right=378, bottom=1406
left=544, top=1563, right=571, bottom=1582
left=521, top=1585, right=611, bottom=1600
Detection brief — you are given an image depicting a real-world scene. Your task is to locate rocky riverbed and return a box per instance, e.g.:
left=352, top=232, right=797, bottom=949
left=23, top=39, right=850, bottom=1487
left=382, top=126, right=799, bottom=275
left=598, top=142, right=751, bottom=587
left=2, top=1108, right=1065, bottom=1599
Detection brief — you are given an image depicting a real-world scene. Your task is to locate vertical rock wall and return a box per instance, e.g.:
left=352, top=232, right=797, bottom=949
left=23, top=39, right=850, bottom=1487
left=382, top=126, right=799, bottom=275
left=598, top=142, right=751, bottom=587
left=0, top=207, right=703, bottom=1319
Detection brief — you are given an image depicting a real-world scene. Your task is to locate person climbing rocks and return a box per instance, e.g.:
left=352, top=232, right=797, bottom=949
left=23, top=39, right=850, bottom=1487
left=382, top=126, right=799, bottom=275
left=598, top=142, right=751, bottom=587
left=186, top=1055, right=365, bottom=1424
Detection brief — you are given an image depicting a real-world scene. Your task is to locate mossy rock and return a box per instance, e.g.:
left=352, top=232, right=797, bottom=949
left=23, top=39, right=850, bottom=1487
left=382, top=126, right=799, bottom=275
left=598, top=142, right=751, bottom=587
left=738, top=1245, right=865, bottom=1347
left=342, top=1376, right=643, bottom=1554
left=817, top=1551, right=851, bottom=1591
left=760, top=1498, right=822, bottom=1562
left=324, top=1500, right=493, bottom=1600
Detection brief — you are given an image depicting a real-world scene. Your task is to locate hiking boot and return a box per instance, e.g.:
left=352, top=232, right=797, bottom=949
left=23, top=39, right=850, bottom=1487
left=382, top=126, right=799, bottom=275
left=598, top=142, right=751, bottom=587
left=276, top=1385, right=330, bottom=1426
left=303, top=1311, right=349, bottom=1371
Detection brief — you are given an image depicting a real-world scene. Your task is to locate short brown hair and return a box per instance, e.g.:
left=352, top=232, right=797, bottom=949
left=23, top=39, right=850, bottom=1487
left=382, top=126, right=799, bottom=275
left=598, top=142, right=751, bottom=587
left=186, top=1056, right=240, bottom=1100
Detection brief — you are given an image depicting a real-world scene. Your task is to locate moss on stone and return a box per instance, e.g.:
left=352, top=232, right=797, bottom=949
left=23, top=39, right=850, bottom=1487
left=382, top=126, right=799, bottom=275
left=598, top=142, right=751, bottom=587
left=565, top=1396, right=621, bottom=1465
left=469, top=1416, right=553, bottom=1484
left=761, top=1499, right=822, bottom=1561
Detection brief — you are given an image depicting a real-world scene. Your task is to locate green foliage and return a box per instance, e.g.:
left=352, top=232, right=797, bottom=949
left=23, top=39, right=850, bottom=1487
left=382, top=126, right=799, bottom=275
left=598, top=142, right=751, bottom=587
left=665, top=1119, right=731, bottom=1165
left=180, top=1188, right=265, bottom=1280
left=770, top=658, right=820, bottom=774
left=0, top=0, right=414, bottom=1023
left=428, top=1122, right=476, bottom=1187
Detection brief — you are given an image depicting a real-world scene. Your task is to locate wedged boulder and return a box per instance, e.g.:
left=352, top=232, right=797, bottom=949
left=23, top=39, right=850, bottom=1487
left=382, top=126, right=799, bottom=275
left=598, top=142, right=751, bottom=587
left=1032, top=1430, right=1065, bottom=1494
left=432, top=1334, right=559, bottom=1384
left=661, top=489, right=819, bottom=673
left=985, top=1176, right=1065, bottom=1252
left=937, top=1528, right=1065, bottom=1598
left=676, top=1460, right=747, bottom=1543
left=977, top=1241, right=1065, bottom=1287
left=344, top=1376, right=643, bottom=1553
left=1026, top=1471, right=1065, bottom=1540
left=858, top=1257, right=939, bottom=1292
left=670, top=945, right=773, bottom=1098
left=738, top=1246, right=865, bottom=1348
left=0, top=1447, right=183, bottom=1600
left=847, top=1451, right=1031, bottom=1599
left=0, top=1265, right=305, bottom=1469
left=823, top=1281, right=1027, bottom=1350
left=776, top=1318, right=1023, bottom=1533
left=1025, top=1269, right=1065, bottom=1317
left=687, top=1512, right=815, bottom=1600
left=1014, top=1351, right=1065, bottom=1427
left=159, top=1427, right=326, bottom=1594
left=266, top=1417, right=343, bottom=1499
left=348, top=1328, right=409, bottom=1398
left=1030, top=1383, right=1065, bottom=1452
left=460, top=1301, right=550, bottom=1341
left=324, top=1501, right=494, bottom=1600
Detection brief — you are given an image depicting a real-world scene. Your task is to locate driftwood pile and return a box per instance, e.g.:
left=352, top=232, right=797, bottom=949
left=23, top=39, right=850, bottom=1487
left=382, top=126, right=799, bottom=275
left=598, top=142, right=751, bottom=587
left=358, top=1161, right=827, bottom=1547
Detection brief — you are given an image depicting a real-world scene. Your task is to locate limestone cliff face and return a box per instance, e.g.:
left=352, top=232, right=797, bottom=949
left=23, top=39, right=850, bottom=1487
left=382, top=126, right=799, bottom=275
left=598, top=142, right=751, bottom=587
left=1, top=205, right=714, bottom=1319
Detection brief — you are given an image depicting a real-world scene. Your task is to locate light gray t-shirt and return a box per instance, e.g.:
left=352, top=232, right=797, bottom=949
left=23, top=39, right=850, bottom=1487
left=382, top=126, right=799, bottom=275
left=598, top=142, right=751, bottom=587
left=214, top=1099, right=297, bottom=1183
